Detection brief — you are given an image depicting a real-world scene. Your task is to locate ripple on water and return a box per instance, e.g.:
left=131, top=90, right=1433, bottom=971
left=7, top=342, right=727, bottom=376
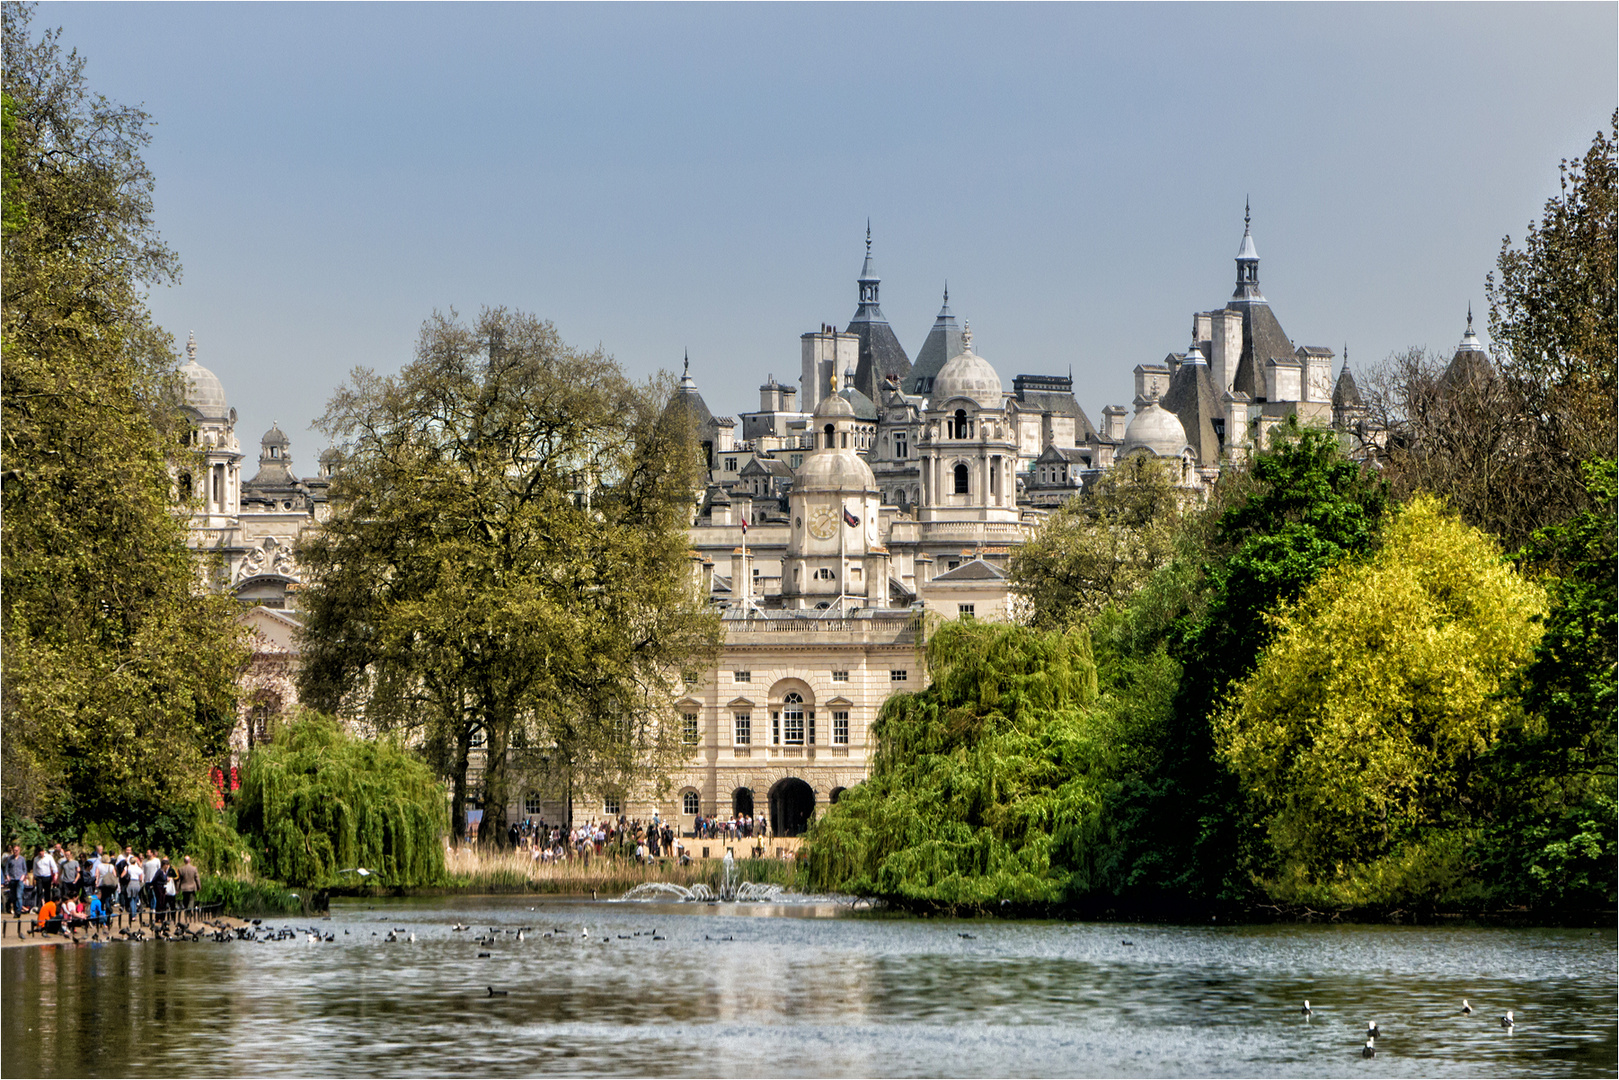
left=3, top=899, right=1613, bottom=1078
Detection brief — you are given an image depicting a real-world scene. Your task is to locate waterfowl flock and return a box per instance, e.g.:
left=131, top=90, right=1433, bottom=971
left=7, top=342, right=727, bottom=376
left=1299, top=999, right=1519, bottom=1060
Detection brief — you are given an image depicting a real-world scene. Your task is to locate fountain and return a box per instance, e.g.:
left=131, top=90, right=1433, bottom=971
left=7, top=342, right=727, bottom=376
left=616, top=847, right=805, bottom=904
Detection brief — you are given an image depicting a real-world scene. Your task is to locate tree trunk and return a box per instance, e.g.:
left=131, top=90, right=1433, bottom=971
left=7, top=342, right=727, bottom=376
left=482, top=714, right=512, bottom=850
left=450, top=724, right=472, bottom=844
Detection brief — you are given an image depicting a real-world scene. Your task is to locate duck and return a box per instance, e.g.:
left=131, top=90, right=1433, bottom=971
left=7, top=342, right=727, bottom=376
left=1301, top=1000, right=1312, bottom=1016
left=1361, top=1039, right=1376, bottom=1059
left=1501, top=1011, right=1515, bottom=1029
left=1462, top=1000, right=1473, bottom=1015
left=487, top=986, right=509, bottom=997
left=1366, top=1021, right=1380, bottom=1040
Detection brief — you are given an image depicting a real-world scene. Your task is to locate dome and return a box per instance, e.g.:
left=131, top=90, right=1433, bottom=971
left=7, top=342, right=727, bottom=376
left=1121, top=402, right=1190, bottom=458
left=794, top=447, right=876, bottom=494
left=813, top=392, right=856, bottom=420
left=261, top=422, right=289, bottom=448
left=931, top=328, right=1002, bottom=409
left=178, top=332, right=229, bottom=422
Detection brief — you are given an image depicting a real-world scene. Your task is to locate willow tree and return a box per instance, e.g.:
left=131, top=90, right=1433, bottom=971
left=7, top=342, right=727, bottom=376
left=297, top=309, right=720, bottom=845
left=236, top=712, right=446, bottom=887
left=1, top=4, right=244, bottom=839
left=1214, top=496, right=1546, bottom=906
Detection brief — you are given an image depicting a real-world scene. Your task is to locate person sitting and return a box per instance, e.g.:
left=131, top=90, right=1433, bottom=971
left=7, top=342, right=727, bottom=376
left=34, top=897, right=60, bottom=935
left=61, top=897, right=89, bottom=934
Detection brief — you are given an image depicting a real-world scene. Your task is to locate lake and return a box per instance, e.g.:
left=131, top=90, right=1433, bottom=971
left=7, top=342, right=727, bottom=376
left=3, top=895, right=1614, bottom=1077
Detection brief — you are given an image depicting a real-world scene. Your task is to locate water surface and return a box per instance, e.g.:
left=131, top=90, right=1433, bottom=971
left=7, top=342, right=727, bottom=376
left=3, top=896, right=1614, bottom=1077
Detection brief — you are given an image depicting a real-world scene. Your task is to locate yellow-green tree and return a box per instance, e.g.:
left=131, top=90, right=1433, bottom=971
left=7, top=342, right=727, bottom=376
left=1214, top=496, right=1546, bottom=905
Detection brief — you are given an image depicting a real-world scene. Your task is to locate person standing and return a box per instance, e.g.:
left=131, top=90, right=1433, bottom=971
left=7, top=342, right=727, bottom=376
left=32, top=846, right=57, bottom=904
left=176, top=855, right=201, bottom=915
left=124, top=855, right=144, bottom=918
left=141, top=850, right=160, bottom=914
left=58, top=850, right=80, bottom=903
left=94, top=855, right=119, bottom=918
left=3, top=845, right=24, bottom=915
left=150, top=858, right=170, bottom=922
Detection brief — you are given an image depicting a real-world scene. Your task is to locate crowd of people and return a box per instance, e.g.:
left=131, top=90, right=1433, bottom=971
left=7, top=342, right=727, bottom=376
left=3, top=843, right=203, bottom=934
left=496, top=812, right=770, bottom=865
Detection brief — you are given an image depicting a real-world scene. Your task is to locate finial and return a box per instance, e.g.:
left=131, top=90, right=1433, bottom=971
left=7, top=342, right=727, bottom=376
left=830, top=368, right=837, bottom=396
left=186, top=331, right=197, bottom=363
left=943, top=281, right=949, bottom=305
left=683, top=349, right=689, bottom=377
left=1467, top=302, right=1473, bottom=333
left=962, top=320, right=973, bottom=352
left=866, top=219, right=871, bottom=255
left=1244, top=196, right=1251, bottom=231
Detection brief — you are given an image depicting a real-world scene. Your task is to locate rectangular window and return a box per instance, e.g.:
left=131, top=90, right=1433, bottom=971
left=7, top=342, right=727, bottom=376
left=895, top=433, right=908, bottom=459
left=604, top=795, right=620, bottom=816
left=772, top=711, right=780, bottom=745
left=891, top=669, right=908, bottom=682
left=734, top=713, right=751, bottom=745
left=947, top=560, right=960, bottom=571
left=833, top=711, right=849, bottom=745
left=681, top=712, right=699, bottom=746
left=831, top=671, right=848, bottom=683
left=958, top=603, right=975, bottom=620
left=733, top=671, right=751, bottom=683
left=725, top=457, right=737, bottom=471
left=525, top=793, right=543, bottom=816
left=783, top=711, right=805, bottom=745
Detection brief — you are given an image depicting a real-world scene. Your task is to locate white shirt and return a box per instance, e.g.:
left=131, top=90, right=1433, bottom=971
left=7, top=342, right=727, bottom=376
left=33, top=852, right=56, bottom=878
left=126, top=862, right=144, bottom=889
left=142, top=857, right=160, bottom=883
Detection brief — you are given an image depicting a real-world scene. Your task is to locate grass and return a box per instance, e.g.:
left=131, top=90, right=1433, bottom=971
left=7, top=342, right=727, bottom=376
left=443, top=847, right=801, bottom=897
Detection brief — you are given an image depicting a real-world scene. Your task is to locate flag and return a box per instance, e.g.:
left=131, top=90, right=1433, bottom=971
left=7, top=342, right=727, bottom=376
left=843, top=506, right=860, bottom=528
left=740, top=516, right=748, bottom=535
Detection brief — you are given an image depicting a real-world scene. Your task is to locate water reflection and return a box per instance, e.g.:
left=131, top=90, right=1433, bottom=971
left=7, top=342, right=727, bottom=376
left=3, top=898, right=1613, bottom=1078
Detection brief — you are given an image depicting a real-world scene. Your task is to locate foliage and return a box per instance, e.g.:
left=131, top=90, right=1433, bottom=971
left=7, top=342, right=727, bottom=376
left=195, top=876, right=302, bottom=916
left=1487, top=111, right=1617, bottom=513
left=297, top=308, right=720, bottom=844
left=1214, top=496, right=1546, bottom=906
left=804, top=620, right=1107, bottom=906
left=1008, top=454, right=1185, bottom=630
left=234, top=712, right=448, bottom=888
left=1, top=2, right=246, bottom=835
left=1471, top=459, right=1618, bottom=908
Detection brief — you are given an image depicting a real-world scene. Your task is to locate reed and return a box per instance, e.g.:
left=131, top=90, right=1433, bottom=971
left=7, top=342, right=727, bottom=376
left=444, top=847, right=800, bottom=896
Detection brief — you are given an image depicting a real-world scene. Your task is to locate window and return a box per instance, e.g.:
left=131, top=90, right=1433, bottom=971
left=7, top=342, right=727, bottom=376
left=895, top=433, right=908, bottom=459
left=683, top=791, right=700, bottom=815
left=604, top=795, right=621, bottom=816
left=782, top=692, right=805, bottom=745
left=958, top=604, right=975, bottom=620
left=734, top=671, right=751, bottom=683
left=891, top=669, right=908, bottom=682
left=525, top=792, right=543, bottom=817
left=954, top=463, right=970, bottom=494
left=682, top=712, right=699, bottom=745
left=831, top=671, right=848, bottom=683
left=948, top=560, right=960, bottom=571
left=815, top=567, right=835, bottom=581
left=725, top=457, right=737, bottom=471
left=734, top=712, right=751, bottom=745
left=833, top=711, right=849, bottom=745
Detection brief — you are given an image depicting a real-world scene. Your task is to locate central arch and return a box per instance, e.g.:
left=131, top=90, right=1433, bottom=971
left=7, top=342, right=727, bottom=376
left=732, top=787, right=754, bottom=817
left=769, top=777, right=816, bottom=837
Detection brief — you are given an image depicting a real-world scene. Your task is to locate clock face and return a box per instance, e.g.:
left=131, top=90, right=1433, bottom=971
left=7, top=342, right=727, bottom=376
left=808, top=505, right=838, bottom=540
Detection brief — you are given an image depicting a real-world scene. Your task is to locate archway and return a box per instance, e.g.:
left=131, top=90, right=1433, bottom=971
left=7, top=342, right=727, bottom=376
left=828, top=786, right=847, bottom=805
left=769, top=777, right=816, bottom=837
left=732, top=787, right=754, bottom=817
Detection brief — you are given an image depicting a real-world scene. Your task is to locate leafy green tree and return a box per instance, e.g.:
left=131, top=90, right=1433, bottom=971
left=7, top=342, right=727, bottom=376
left=1009, top=454, right=1185, bottom=630
left=1214, top=496, right=1546, bottom=906
left=804, top=620, right=1106, bottom=906
left=235, top=712, right=447, bottom=887
left=1472, top=459, right=1617, bottom=907
left=1, top=3, right=245, bottom=835
left=297, top=308, right=720, bottom=846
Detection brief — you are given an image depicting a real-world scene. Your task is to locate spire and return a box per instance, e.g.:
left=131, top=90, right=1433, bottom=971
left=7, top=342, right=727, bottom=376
left=1458, top=303, right=1485, bottom=352
left=857, top=220, right=880, bottom=307
left=1233, top=199, right=1263, bottom=301
left=1185, top=321, right=1207, bottom=365
left=940, top=282, right=951, bottom=317
left=678, top=349, right=698, bottom=392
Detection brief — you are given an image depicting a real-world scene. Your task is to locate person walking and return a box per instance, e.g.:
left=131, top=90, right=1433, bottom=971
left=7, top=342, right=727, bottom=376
left=32, top=846, right=57, bottom=904
left=176, top=856, right=201, bottom=915
left=95, top=853, right=119, bottom=918
left=124, top=855, right=144, bottom=919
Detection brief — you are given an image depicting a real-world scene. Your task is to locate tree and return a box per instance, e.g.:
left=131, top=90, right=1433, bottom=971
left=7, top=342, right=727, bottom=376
left=1, top=3, right=245, bottom=838
left=1008, top=454, right=1185, bottom=630
left=235, top=712, right=447, bottom=887
left=1214, top=496, right=1546, bottom=906
left=296, top=308, right=720, bottom=846
left=1487, top=111, right=1617, bottom=508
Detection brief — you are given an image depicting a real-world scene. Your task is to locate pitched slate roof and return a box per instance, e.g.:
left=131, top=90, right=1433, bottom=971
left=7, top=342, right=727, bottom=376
left=1160, top=356, right=1224, bottom=467
left=846, top=231, right=912, bottom=404
left=908, top=288, right=964, bottom=396
left=1332, top=363, right=1364, bottom=408
left=930, top=558, right=1007, bottom=583
left=1228, top=299, right=1297, bottom=401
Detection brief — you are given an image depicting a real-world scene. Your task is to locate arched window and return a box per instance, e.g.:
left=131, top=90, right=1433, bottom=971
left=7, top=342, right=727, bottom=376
left=823, top=423, right=835, bottom=449
left=953, top=463, right=970, bottom=494
left=952, top=409, right=972, bottom=439
left=781, top=692, right=805, bottom=745
left=683, top=791, right=700, bottom=815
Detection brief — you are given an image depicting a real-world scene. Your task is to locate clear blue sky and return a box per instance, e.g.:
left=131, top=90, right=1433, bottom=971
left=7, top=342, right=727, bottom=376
left=36, top=2, right=1617, bottom=463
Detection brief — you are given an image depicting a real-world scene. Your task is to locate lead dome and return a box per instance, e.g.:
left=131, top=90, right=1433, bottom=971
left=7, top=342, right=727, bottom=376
left=930, top=326, right=1002, bottom=409
left=178, top=332, right=230, bottom=422
left=1121, top=401, right=1190, bottom=458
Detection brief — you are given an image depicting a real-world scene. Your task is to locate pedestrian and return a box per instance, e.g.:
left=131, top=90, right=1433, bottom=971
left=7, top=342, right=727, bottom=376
left=141, top=850, right=160, bottom=913
left=176, top=855, right=201, bottom=914
left=95, top=852, right=119, bottom=917
left=150, top=858, right=171, bottom=922
left=58, top=849, right=80, bottom=903
left=2, top=844, right=24, bottom=915
left=32, top=846, right=57, bottom=904
left=125, top=855, right=144, bottom=918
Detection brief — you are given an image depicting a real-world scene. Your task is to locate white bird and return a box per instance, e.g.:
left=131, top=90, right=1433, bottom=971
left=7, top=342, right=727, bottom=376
left=1501, top=1010, right=1515, bottom=1029
left=516, top=929, right=525, bottom=941
left=1301, top=1000, right=1312, bottom=1016
left=407, top=932, right=416, bottom=943
left=580, top=926, right=590, bottom=937
left=1366, top=1021, right=1380, bottom=1039
left=1362, top=1039, right=1376, bottom=1059
left=1462, top=1000, right=1473, bottom=1015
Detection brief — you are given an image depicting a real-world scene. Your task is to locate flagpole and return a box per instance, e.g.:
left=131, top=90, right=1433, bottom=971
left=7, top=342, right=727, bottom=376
left=838, top=499, right=846, bottom=614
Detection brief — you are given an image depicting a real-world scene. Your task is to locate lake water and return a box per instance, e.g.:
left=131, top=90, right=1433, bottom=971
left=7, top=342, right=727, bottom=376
left=3, top=895, right=1614, bottom=1077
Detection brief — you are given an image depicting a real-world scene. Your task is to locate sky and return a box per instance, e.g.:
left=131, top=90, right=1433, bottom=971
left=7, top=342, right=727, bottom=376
left=32, top=2, right=1618, bottom=463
